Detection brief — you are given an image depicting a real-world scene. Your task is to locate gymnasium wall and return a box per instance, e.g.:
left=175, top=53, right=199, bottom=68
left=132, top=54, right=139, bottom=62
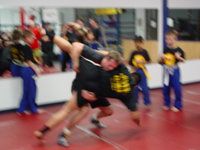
left=0, top=0, right=200, bottom=111
left=122, top=39, right=200, bottom=89
left=0, top=72, right=75, bottom=111
left=0, top=58, right=200, bottom=111
left=122, top=40, right=200, bottom=62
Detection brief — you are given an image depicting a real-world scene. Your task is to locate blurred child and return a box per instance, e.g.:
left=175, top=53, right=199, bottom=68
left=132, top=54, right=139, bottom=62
left=129, top=36, right=151, bottom=108
left=10, top=29, right=40, bottom=114
left=159, top=30, right=185, bottom=112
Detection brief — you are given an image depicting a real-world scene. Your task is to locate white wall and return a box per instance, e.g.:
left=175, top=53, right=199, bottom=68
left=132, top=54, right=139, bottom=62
left=59, top=8, right=75, bottom=24
left=0, top=0, right=199, bottom=111
left=146, top=59, right=200, bottom=88
left=0, top=60, right=200, bottom=111
left=0, top=8, right=20, bottom=31
left=0, top=0, right=161, bottom=8
left=135, top=9, right=146, bottom=39
left=0, top=72, right=75, bottom=111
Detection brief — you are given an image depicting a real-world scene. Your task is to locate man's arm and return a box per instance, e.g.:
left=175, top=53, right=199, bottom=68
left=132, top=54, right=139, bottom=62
left=46, top=32, right=81, bottom=72
left=71, top=42, right=104, bottom=72
left=49, top=34, right=104, bottom=72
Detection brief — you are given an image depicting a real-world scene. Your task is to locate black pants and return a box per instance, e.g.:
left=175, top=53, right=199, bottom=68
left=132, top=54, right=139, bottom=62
left=61, top=52, right=71, bottom=71
left=42, top=44, right=54, bottom=67
left=0, top=63, right=10, bottom=76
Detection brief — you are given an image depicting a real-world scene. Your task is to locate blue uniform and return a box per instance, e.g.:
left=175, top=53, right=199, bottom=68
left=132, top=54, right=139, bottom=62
left=10, top=43, right=38, bottom=114
left=162, top=47, right=185, bottom=109
left=129, top=49, right=151, bottom=105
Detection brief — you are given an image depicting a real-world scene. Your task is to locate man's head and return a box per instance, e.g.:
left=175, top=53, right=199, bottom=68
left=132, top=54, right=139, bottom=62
left=131, top=72, right=141, bottom=86
left=101, top=50, right=123, bottom=71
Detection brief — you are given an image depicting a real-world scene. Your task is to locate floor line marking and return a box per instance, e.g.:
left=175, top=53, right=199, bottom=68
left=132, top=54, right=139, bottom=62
left=76, top=125, right=128, bottom=150
left=185, top=90, right=200, bottom=96
left=43, top=109, right=128, bottom=150
left=151, top=92, right=200, bottom=105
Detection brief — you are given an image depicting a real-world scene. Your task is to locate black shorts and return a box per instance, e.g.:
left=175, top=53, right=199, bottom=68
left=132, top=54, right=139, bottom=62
left=72, top=79, right=110, bottom=108
left=106, top=92, right=137, bottom=111
left=71, top=78, right=79, bottom=92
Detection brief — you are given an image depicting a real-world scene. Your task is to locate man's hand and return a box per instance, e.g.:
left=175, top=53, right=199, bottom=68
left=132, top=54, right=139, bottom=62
left=46, top=31, right=55, bottom=42
left=81, top=90, right=97, bottom=101
left=131, top=111, right=141, bottom=127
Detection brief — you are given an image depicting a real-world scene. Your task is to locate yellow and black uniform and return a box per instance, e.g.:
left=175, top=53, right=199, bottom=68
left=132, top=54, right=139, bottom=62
left=10, top=43, right=38, bottom=114
left=162, top=47, right=185, bottom=110
left=80, top=45, right=138, bottom=111
left=100, top=64, right=137, bottom=111
left=129, top=49, right=151, bottom=105
left=10, top=44, right=35, bottom=65
left=10, top=43, right=35, bottom=76
left=71, top=57, right=110, bottom=108
left=163, top=47, right=184, bottom=66
left=129, top=49, right=151, bottom=78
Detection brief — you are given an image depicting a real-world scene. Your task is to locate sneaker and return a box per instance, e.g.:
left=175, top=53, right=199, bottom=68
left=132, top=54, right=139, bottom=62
left=171, top=106, right=181, bottom=112
left=57, top=135, right=69, bottom=147
left=91, top=118, right=107, bottom=128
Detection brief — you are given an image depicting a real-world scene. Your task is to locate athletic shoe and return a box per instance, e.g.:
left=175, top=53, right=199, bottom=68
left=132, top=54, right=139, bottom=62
left=57, top=134, right=69, bottom=147
left=91, top=118, right=107, bottom=128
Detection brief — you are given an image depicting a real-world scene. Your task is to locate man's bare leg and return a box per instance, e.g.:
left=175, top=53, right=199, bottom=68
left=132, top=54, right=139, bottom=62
left=91, top=106, right=113, bottom=128
left=130, top=111, right=140, bottom=126
left=53, top=35, right=73, bottom=54
left=66, top=105, right=90, bottom=130
left=34, top=92, right=79, bottom=139
left=57, top=106, right=112, bottom=147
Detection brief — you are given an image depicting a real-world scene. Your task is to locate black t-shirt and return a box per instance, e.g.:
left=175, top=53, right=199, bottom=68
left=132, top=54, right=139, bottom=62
left=81, top=45, right=135, bottom=96
left=10, top=43, right=35, bottom=64
left=100, top=64, right=135, bottom=97
left=129, top=49, right=150, bottom=67
left=76, top=57, right=102, bottom=94
left=164, top=47, right=185, bottom=64
left=72, top=58, right=110, bottom=108
left=81, top=45, right=104, bottom=64
left=78, top=46, right=137, bottom=111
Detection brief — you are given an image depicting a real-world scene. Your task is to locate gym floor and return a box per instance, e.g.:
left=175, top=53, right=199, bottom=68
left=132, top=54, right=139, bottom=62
left=0, top=83, right=199, bottom=150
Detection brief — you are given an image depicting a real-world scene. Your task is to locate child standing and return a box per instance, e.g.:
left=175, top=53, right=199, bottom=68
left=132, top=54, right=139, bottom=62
left=129, top=36, right=151, bottom=108
left=10, top=29, right=40, bottom=114
left=159, top=30, right=185, bottom=112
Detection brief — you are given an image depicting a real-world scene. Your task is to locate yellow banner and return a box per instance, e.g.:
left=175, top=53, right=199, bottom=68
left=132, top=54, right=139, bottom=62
left=95, top=8, right=122, bottom=15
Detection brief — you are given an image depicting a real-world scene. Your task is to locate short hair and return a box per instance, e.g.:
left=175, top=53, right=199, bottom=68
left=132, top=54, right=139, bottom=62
left=134, top=36, right=144, bottom=42
left=131, top=72, right=141, bottom=86
left=106, top=50, right=124, bottom=64
left=12, top=29, right=23, bottom=41
left=165, top=29, right=178, bottom=38
left=23, top=29, right=34, bottom=38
